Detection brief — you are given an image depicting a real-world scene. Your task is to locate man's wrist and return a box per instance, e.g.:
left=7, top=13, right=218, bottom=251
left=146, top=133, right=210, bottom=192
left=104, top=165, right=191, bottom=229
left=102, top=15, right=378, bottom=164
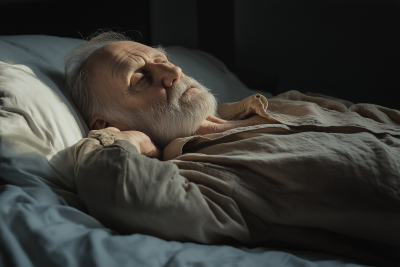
left=112, top=132, right=142, bottom=154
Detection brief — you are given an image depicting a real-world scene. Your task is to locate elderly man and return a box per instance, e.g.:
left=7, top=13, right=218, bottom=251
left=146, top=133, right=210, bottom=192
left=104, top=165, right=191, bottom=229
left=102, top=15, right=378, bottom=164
left=65, top=32, right=400, bottom=267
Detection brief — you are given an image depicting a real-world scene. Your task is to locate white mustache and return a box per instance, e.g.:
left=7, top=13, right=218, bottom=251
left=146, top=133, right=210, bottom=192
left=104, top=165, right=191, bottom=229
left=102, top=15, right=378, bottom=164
left=169, top=76, right=207, bottom=103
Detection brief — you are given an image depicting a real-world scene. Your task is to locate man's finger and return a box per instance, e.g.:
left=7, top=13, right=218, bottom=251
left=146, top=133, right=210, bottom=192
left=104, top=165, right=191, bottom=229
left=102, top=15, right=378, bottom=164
left=88, top=130, right=97, bottom=138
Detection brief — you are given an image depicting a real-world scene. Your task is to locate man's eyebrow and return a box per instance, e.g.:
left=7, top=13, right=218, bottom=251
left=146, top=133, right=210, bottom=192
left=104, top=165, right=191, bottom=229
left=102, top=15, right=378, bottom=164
left=122, top=62, right=137, bottom=77
left=122, top=47, right=168, bottom=83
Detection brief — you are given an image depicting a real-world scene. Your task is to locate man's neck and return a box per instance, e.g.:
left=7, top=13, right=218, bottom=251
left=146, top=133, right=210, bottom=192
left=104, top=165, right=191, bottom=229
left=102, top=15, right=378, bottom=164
left=194, top=114, right=276, bottom=136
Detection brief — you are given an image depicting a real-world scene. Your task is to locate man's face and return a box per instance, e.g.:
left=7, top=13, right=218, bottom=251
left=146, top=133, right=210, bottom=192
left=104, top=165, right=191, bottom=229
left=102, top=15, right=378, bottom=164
left=86, top=41, right=185, bottom=121
left=85, top=41, right=217, bottom=147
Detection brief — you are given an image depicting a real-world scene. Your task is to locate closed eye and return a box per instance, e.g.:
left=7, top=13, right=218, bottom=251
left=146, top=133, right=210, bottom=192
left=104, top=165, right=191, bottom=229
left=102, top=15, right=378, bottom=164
left=138, top=75, right=146, bottom=83
left=126, top=74, right=147, bottom=95
left=136, top=73, right=152, bottom=88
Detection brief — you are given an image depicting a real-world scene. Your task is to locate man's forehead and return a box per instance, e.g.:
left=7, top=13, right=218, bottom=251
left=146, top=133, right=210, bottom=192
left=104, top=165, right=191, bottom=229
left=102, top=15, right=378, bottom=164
left=85, top=41, right=167, bottom=77
left=103, top=41, right=165, bottom=59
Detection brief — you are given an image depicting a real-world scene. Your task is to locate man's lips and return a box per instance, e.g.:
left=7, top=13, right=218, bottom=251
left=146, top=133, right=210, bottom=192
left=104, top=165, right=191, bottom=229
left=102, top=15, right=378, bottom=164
left=183, top=87, right=193, bottom=94
left=182, top=87, right=195, bottom=96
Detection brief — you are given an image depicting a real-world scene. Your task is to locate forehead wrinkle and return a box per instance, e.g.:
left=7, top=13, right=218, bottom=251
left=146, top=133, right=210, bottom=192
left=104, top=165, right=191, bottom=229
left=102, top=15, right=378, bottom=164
left=110, top=50, right=127, bottom=81
left=135, top=46, right=167, bottom=60
left=115, top=54, right=131, bottom=81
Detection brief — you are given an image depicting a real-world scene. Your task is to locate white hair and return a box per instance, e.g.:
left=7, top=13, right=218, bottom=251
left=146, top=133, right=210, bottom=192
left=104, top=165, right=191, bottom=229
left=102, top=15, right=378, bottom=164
left=64, top=31, right=134, bottom=125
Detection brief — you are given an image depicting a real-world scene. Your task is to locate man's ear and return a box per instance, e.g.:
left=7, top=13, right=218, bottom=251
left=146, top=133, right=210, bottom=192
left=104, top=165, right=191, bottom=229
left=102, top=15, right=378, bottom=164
left=89, top=116, right=111, bottom=130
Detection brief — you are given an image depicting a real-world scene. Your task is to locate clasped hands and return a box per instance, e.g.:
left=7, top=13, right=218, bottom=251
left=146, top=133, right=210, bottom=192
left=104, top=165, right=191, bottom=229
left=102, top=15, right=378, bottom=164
left=88, top=127, right=162, bottom=159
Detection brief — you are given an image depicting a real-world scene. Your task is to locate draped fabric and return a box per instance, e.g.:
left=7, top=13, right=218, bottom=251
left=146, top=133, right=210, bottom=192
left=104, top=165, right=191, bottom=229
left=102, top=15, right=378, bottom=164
left=74, top=91, right=400, bottom=267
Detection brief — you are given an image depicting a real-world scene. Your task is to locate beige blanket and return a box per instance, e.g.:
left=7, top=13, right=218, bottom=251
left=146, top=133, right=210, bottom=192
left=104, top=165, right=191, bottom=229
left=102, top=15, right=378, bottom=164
left=74, top=90, right=400, bottom=266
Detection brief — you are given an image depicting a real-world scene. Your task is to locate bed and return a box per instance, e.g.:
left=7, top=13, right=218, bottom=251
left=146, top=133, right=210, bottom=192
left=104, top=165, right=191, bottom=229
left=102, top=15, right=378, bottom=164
left=2, top=0, right=399, bottom=265
left=0, top=34, right=374, bottom=267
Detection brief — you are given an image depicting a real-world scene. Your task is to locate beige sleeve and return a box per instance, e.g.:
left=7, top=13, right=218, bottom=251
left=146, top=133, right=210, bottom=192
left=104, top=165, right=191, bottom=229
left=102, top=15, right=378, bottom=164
left=73, top=135, right=249, bottom=244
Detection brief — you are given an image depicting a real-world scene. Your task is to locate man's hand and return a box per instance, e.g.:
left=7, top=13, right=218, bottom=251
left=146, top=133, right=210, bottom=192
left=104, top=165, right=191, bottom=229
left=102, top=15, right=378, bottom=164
left=88, top=127, right=162, bottom=159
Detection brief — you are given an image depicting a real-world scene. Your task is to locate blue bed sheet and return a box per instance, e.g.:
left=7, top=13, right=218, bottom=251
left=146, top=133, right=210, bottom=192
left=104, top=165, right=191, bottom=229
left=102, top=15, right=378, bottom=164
left=0, top=173, right=366, bottom=267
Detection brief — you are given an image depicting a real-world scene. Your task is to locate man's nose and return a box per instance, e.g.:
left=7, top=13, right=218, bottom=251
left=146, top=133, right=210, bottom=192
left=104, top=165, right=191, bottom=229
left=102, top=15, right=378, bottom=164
left=152, top=63, right=184, bottom=88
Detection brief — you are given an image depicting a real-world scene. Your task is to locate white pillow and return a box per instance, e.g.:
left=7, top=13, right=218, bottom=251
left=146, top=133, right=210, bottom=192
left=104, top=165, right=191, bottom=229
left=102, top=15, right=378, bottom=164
left=0, top=35, right=272, bottom=209
left=0, top=36, right=87, bottom=209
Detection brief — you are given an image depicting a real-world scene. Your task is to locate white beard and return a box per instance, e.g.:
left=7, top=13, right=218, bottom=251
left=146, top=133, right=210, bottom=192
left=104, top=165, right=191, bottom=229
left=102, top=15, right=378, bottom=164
left=119, top=75, right=218, bottom=148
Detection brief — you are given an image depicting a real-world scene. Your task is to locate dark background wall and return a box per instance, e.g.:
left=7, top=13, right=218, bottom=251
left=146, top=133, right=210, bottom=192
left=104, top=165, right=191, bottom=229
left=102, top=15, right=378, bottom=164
left=150, top=0, right=400, bottom=110
left=1, top=0, right=399, bottom=109
left=235, top=0, right=400, bottom=109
